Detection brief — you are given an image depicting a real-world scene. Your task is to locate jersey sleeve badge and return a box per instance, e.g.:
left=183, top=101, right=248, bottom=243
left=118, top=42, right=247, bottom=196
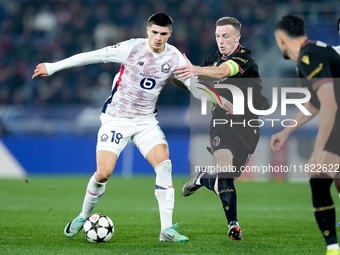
left=301, top=55, right=310, bottom=65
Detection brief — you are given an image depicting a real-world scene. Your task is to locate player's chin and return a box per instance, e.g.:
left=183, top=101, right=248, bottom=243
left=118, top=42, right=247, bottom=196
left=218, top=48, right=226, bottom=53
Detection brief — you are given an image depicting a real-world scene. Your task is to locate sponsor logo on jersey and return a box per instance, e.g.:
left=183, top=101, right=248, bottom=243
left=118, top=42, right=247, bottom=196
left=232, top=57, right=248, bottom=63
left=101, top=133, right=109, bottom=142
left=139, top=72, right=161, bottom=79
left=161, top=62, right=171, bottom=73
left=301, top=55, right=310, bottom=65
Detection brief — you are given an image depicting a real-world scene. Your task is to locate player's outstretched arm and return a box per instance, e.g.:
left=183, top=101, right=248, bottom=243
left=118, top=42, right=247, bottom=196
left=173, top=53, right=233, bottom=80
left=32, top=50, right=105, bottom=79
left=32, top=63, right=48, bottom=79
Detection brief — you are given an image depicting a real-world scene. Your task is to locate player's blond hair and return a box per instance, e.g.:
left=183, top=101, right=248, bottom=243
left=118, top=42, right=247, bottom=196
left=216, top=17, right=241, bottom=34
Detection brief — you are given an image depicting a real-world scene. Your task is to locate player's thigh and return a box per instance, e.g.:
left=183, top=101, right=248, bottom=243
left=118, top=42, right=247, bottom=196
left=132, top=120, right=169, bottom=168
left=96, top=114, right=132, bottom=158
left=319, top=150, right=340, bottom=179
left=146, top=143, right=169, bottom=168
left=96, top=114, right=134, bottom=180
left=96, top=150, right=118, bottom=181
left=213, top=149, right=233, bottom=168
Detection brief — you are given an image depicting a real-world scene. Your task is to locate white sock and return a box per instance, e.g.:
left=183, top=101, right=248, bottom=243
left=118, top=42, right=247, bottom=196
left=154, top=160, right=174, bottom=231
left=155, top=188, right=174, bottom=230
left=327, top=243, right=339, bottom=250
left=338, top=192, right=340, bottom=199
left=80, top=174, right=106, bottom=219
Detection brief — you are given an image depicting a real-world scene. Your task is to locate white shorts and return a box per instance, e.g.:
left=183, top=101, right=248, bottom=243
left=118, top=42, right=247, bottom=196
left=96, top=113, right=168, bottom=158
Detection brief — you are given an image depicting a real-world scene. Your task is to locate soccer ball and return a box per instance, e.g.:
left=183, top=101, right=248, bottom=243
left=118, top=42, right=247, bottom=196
left=83, top=213, right=114, bottom=243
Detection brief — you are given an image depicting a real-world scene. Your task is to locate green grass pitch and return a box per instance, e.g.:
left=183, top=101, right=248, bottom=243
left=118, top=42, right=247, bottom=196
left=0, top=176, right=337, bottom=254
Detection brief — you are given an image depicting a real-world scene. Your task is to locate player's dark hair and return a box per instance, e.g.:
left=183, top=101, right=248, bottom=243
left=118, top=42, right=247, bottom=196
left=216, top=17, right=241, bottom=34
left=337, top=18, right=340, bottom=32
left=148, top=13, right=173, bottom=29
left=275, top=15, right=306, bottom=38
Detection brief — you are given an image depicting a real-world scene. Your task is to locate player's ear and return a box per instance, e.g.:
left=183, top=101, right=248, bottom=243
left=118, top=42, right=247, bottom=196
left=235, top=33, right=241, bottom=43
left=274, top=31, right=285, bottom=46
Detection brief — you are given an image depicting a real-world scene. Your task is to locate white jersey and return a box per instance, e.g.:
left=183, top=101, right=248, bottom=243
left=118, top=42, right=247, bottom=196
left=46, top=38, right=190, bottom=119
left=101, top=39, right=188, bottom=118
left=45, top=38, right=226, bottom=119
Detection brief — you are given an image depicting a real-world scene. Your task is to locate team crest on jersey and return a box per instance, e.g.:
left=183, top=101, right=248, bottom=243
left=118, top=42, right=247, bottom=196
left=213, top=136, right=220, bottom=147
left=101, top=133, right=109, bottom=142
left=161, top=63, right=171, bottom=73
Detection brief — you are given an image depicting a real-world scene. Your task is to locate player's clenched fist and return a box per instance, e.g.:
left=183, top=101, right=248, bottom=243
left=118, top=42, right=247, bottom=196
left=32, top=63, right=48, bottom=79
left=223, top=101, right=233, bottom=114
left=270, top=130, right=289, bottom=151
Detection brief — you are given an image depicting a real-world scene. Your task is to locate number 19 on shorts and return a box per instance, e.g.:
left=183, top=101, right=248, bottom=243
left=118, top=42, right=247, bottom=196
left=111, top=130, right=123, bottom=144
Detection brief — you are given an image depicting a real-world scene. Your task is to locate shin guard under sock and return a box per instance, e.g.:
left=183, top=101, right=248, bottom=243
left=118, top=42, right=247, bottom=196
left=154, top=160, right=174, bottom=230
left=81, top=174, right=106, bottom=219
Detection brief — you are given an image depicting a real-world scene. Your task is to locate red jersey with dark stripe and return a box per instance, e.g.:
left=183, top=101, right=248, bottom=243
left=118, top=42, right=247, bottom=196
left=202, top=45, right=267, bottom=119
left=297, top=40, right=340, bottom=109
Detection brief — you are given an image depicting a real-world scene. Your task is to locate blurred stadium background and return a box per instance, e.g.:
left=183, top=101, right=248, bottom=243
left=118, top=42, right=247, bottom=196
left=0, top=0, right=339, bottom=179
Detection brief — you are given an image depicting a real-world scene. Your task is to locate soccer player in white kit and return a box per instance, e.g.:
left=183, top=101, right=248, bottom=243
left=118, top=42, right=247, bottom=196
left=32, top=12, right=230, bottom=242
left=32, top=12, right=193, bottom=242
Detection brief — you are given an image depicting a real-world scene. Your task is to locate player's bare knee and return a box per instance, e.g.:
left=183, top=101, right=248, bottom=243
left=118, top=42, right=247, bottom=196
left=146, top=144, right=169, bottom=168
left=95, top=170, right=111, bottom=183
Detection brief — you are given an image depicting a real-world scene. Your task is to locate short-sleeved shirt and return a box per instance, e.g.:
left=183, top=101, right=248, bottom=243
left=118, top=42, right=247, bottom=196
left=202, top=45, right=268, bottom=119
left=297, top=39, right=340, bottom=156
left=297, top=40, right=340, bottom=112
